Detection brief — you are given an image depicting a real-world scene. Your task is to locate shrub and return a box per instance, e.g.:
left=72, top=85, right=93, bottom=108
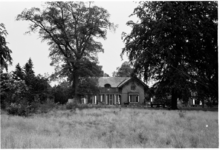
left=6, top=103, right=30, bottom=116
left=37, top=102, right=56, bottom=113
left=5, top=99, right=57, bottom=116
left=178, top=111, right=185, bottom=118
left=66, top=102, right=91, bottom=110
left=66, top=103, right=76, bottom=110
left=77, top=104, right=90, bottom=110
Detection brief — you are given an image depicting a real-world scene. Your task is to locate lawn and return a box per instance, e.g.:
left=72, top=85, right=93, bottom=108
left=1, top=108, right=218, bottom=148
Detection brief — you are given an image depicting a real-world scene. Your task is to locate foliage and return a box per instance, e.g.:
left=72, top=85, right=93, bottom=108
left=0, top=72, right=32, bottom=116
left=77, top=78, right=100, bottom=96
left=1, top=59, right=52, bottom=116
left=24, top=58, right=34, bottom=76
left=122, top=2, right=218, bottom=109
left=13, top=63, right=25, bottom=80
left=22, top=59, right=51, bottom=103
left=23, top=58, right=35, bottom=87
left=112, top=61, right=133, bottom=77
left=36, top=101, right=57, bottom=114
left=17, top=1, right=116, bottom=100
left=66, top=102, right=90, bottom=110
left=6, top=102, right=31, bottom=116
left=0, top=23, right=12, bottom=72
left=51, top=81, right=72, bottom=104
left=1, top=74, right=23, bottom=108
left=103, top=73, right=110, bottom=77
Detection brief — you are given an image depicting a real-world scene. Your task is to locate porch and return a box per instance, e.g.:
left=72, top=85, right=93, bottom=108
left=80, top=94, right=122, bottom=105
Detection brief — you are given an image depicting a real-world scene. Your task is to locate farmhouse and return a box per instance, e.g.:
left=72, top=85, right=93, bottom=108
left=81, top=76, right=148, bottom=105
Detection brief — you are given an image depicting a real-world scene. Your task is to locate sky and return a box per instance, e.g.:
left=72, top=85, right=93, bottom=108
left=0, top=1, right=140, bottom=82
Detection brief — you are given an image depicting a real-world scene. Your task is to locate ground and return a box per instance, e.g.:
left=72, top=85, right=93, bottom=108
left=1, top=108, right=218, bottom=148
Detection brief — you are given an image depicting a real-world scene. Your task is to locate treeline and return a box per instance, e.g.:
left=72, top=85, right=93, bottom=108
left=0, top=58, right=106, bottom=116
left=1, top=59, right=52, bottom=115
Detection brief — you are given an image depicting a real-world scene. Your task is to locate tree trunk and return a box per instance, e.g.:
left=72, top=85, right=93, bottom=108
left=171, top=88, right=178, bottom=109
left=202, top=98, right=205, bottom=108
left=72, top=70, right=79, bottom=103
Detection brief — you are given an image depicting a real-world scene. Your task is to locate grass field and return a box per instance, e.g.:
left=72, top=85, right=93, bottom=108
left=1, top=108, right=218, bottom=148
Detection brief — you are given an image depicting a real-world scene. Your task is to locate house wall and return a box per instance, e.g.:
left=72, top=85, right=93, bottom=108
left=80, top=79, right=146, bottom=106
left=121, top=81, right=145, bottom=105
left=98, top=93, right=121, bottom=105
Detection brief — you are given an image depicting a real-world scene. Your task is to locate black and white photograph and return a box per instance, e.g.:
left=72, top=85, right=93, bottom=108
left=0, top=0, right=218, bottom=148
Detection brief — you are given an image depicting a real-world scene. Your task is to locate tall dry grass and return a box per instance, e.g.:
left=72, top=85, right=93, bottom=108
left=1, top=108, right=218, bottom=148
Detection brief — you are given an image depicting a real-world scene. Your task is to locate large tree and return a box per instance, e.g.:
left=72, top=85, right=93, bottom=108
left=0, top=23, right=12, bottom=71
left=122, top=2, right=217, bottom=109
left=17, top=1, right=115, bottom=101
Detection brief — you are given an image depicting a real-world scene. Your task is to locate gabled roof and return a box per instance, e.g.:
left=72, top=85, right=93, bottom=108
left=98, top=77, right=130, bottom=87
left=117, top=78, right=131, bottom=87
left=117, top=76, right=148, bottom=88
left=98, top=77, right=148, bottom=89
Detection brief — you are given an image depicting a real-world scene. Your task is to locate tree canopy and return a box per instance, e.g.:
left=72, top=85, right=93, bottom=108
left=0, top=23, right=12, bottom=71
left=13, top=58, right=51, bottom=101
left=13, top=63, right=25, bottom=80
left=113, top=61, right=133, bottom=77
left=1, top=58, right=51, bottom=115
left=17, top=1, right=116, bottom=100
left=122, top=2, right=218, bottom=109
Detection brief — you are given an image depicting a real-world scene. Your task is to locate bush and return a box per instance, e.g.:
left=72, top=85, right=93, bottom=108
left=66, top=102, right=90, bottom=110
left=66, top=103, right=76, bottom=110
left=5, top=99, right=57, bottom=116
left=77, top=104, right=90, bottom=110
left=37, top=101, right=56, bottom=113
left=6, top=103, right=30, bottom=116
left=178, top=111, right=185, bottom=118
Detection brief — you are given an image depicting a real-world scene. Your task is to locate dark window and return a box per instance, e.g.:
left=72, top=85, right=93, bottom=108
left=104, top=84, right=111, bottom=88
left=129, top=95, right=139, bottom=103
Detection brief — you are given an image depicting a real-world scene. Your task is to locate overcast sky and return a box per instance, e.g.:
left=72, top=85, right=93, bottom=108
left=0, top=1, right=139, bottom=80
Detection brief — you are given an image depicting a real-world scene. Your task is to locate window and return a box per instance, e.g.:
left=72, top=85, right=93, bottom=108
left=109, top=94, right=113, bottom=105
left=106, top=94, right=109, bottom=104
left=100, top=94, right=103, bottom=102
left=104, top=84, right=111, bottom=88
left=94, top=95, right=97, bottom=105
left=117, top=95, right=121, bottom=105
left=129, top=95, right=139, bottom=103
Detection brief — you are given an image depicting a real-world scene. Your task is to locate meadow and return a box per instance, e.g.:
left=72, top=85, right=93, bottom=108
left=1, top=107, right=218, bottom=148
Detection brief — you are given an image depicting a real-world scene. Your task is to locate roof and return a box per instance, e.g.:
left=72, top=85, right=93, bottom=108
left=117, top=78, right=131, bottom=87
left=117, top=76, right=148, bottom=88
left=98, top=77, right=130, bottom=87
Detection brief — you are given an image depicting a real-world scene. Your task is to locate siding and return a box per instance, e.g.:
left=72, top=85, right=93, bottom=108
left=121, top=81, right=145, bottom=105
